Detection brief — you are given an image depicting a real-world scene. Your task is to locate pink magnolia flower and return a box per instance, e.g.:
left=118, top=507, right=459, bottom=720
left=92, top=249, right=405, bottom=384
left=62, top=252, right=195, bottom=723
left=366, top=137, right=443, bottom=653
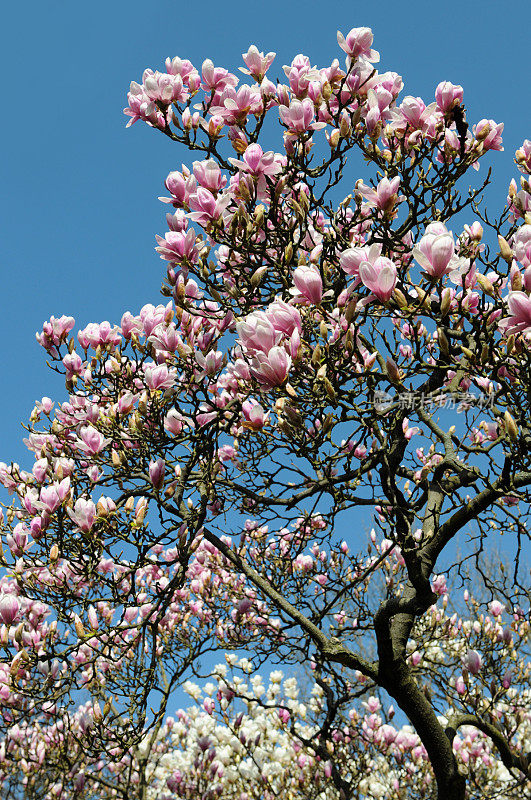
left=237, top=311, right=279, bottom=355
left=161, top=170, right=197, bottom=206
left=241, top=400, right=267, bottom=431
left=266, top=300, right=301, bottom=337
left=489, top=600, right=505, bottom=617
left=67, top=498, right=97, bottom=533
left=502, top=669, right=513, bottom=689
left=228, top=143, right=283, bottom=178
left=149, top=458, right=166, bottom=490
left=209, top=84, right=262, bottom=125
left=142, top=70, right=189, bottom=104
left=359, top=257, right=397, bottom=302
left=164, top=408, right=190, bottom=434
left=462, top=649, right=482, bottom=675
left=279, top=98, right=320, bottom=133
left=356, top=176, right=403, bottom=213
left=291, top=264, right=323, bottom=304
left=36, top=315, right=76, bottom=355
left=240, top=45, right=276, bottom=80
left=499, top=291, right=531, bottom=335
left=155, top=229, right=199, bottom=264
left=188, top=188, right=230, bottom=225
left=0, top=594, right=20, bottom=626
left=515, top=139, right=531, bottom=175
left=144, top=363, right=177, bottom=390
left=192, top=159, right=226, bottom=192
left=412, top=223, right=457, bottom=278
left=62, top=352, right=84, bottom=379
left=251, top=346, right=291, bottom=388
left=336, top=27, right=379, bottom=63
left=201, top=59, right=238, bottom=93
left=474, top=119, right=504, bottom=151
left=77, top=427, right=111, bottom=456
left=124, top=82, right=165, bottom=129
left=39, top=478, right=70, bottom=513
left=340, top=244, right=378, bottom=280
left=435, top=81, right=464, bottom=113
left=78, top=321, right=121, bottom=350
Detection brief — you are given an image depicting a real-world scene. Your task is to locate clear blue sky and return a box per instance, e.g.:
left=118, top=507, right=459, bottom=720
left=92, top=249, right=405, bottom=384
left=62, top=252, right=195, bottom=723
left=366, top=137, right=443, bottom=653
left=1, top=0, right=530, bottom=467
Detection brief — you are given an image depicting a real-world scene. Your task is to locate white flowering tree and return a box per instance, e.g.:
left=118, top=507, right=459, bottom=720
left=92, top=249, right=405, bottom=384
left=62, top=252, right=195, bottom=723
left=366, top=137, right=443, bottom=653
left=1, top=25, right=530, bottom=800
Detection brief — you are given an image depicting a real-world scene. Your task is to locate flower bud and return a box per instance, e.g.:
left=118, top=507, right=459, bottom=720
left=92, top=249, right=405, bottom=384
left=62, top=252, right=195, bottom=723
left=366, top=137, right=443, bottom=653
left=504, top=411, right=519, bottom=441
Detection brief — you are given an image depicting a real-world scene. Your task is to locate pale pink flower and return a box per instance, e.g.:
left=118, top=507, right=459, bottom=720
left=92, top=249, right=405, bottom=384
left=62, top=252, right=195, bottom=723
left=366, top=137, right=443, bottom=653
left=489, top=600, right=505, bottom=617
left=237, top=311, right=279, bottom=355
left=336, top=27, right=379, bottom=63
left=356, top=176, right=403, bottom=212
left=192, top=159, right=226, bottom=192
left=164, top=408, right=190, bottom=434
left=0, top=594, right=19, bottom=626
left=240, top=45, right=276, bottom=80
left=462, top=649, right=482, bottom=675
left=36, top=315, right=75, bottom=355
left=359, top=257, right=397, bottom=302
left=77, top=427, right=111, bottom=456
left=474, top=119, right=504, bottom=151
left=149, top=458, right=166, bottom=490
left=291, top=264, right=323, bottom=304
left=340, top=244, right=377, bottom=279
left=155, top=229, right=199, bottom=264
left=499, top=291, right=531, bottom=335
left=251, top=346, right=291, bottom=388
left=266, top=300, right=302, bottom=337
left=67, top=498, right=97, bottom=533
left=188, top=188, right=231, bottom=225
left=78, top=321, right=121, bottom=350
left=279, top=98, right=319, bottom=133
left=435, top=81, right=464, bottom=113
left=200, top=59, right=238, bottom=93
left=209, top=84, right=263, bottom=125
left=161, top=170, right=197, bottom=206
left=142, top=70, right=189, bottom=104
left=62, top=352, right=84, bottom=378
left=144, top=363, right=177, bottom=390
left=228, top=143, right=283, bottom=178
left=241, top=400, right=267, bottom=430
left=515, top=139, right=531, bottom=175
left=412, top=223, right=457, bottom=278
left=39, top=478, right=70, bottom=513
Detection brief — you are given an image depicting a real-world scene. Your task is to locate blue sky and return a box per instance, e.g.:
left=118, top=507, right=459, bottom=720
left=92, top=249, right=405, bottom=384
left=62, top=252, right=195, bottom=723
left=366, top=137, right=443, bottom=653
left=1, top=0, right=530, bottom=469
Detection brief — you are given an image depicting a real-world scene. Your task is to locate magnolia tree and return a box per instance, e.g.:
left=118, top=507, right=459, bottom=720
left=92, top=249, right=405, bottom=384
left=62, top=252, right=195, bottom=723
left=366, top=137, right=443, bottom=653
left=1, top=24, right=530, bottom=800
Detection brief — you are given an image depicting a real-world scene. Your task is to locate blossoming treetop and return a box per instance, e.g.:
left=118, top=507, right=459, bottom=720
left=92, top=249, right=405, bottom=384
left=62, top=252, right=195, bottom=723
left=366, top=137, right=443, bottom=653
left=0, top=25, right=530, bottom=800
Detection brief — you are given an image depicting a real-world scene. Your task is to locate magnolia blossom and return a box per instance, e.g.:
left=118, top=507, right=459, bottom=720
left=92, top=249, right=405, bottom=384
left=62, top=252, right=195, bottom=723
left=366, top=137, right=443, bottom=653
left=412, top=223, right=457, bottom=278
left=149, top=458, right=166, bottom=490
left=359, top=256, right=397, bottom=302
left=240, top=45, right=276, bottom=80
left=435, top=81, right=464, bottom=113
left=66, top=498, right=97, bottom=533
left=499, top=291, right=531, bottom=335
left=336, top=27, right=380, bottom=62
left=291, top=264, right=323, bottom=304
left=251, top=346, right=291, bottom=388
left=144, top=363, right=177, bottom=390
left=279, top=98, right=320, bottom=133
left=77, top=426, right=111, bottom=456
left=0, top=594, right=19, bottom=626
left=241, top=400, right=267, bottom=430
left=356, top=176, right=403, bottom=213
left=462, top=649, right=483, bottom=675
